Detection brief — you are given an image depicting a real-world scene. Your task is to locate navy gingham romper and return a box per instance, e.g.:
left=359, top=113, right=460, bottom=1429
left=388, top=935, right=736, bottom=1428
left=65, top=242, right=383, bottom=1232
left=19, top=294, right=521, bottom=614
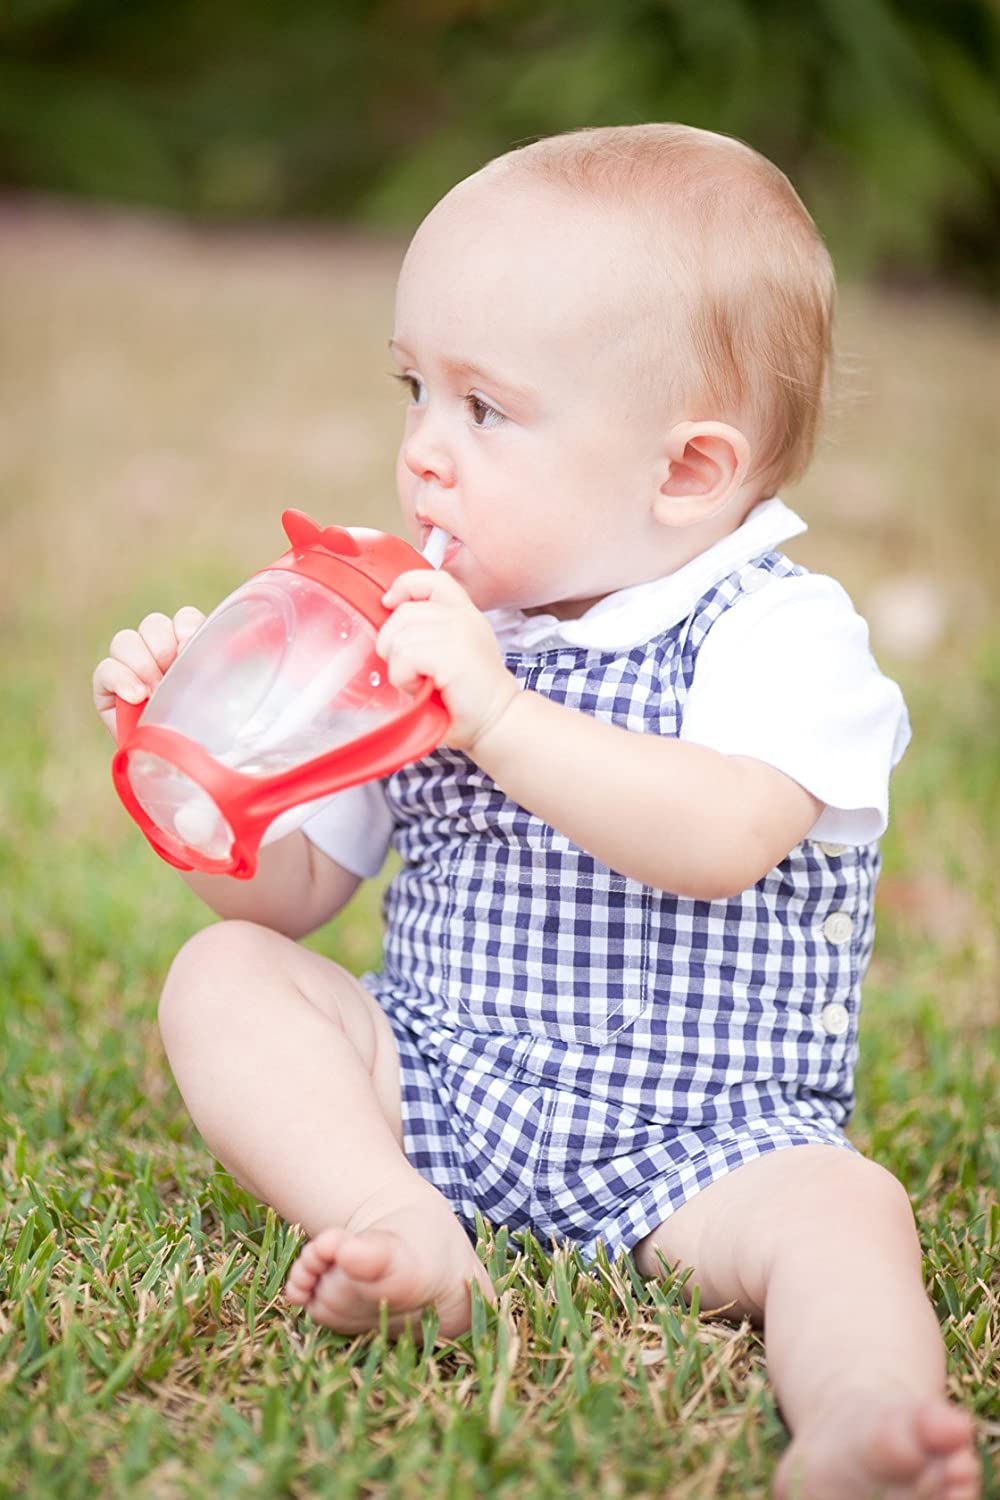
left=363, top=551, right=878, bottom=1262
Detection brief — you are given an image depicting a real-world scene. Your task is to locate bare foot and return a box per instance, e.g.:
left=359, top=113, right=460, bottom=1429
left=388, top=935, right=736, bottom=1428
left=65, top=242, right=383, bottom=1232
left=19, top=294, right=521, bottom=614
left=774, top=1390, right=981, bottom=1500
left=284, top=1182, right=495, bottom=1339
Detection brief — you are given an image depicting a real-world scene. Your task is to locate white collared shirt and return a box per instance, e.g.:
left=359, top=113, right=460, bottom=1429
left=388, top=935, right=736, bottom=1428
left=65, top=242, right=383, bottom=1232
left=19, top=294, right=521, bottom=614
left=303, top=498, right=910, bottom=876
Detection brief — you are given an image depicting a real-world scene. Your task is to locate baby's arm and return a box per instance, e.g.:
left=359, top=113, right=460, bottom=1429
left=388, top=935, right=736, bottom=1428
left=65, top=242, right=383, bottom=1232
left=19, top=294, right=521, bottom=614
left=92, top=610, right=362, bottom=937
left=178, top=828, right=361, bottom=940
left=474, top=696, right=821, bottom=899
left=378, top=571, right=821, bottom=900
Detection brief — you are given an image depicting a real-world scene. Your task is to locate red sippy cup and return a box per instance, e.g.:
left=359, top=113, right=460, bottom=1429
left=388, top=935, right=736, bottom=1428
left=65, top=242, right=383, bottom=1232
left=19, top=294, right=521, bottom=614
left=111, top=510, right=450, bottom=878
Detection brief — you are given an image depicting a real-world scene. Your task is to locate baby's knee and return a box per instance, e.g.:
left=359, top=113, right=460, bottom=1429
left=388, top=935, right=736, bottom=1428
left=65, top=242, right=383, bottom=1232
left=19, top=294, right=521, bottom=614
left=762, top=1150, right=922, bottom=1284
left=158, top=919, right=276, bottom=1037
left=802, top=1151, right=915, bottom=1226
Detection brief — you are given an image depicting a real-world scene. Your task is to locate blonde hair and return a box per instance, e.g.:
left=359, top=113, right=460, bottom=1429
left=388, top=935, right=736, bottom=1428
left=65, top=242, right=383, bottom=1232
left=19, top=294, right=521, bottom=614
left=488, top=124, right=835, bottom=495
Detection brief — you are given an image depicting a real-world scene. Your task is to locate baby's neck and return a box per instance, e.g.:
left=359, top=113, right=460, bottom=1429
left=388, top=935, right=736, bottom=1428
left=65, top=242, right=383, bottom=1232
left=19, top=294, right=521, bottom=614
left=522, top=592, right=609, bottom=621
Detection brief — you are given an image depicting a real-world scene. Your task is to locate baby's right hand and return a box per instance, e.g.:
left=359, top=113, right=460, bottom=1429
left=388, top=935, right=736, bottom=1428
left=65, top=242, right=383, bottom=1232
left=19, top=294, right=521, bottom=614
left=92, top=607, right=205, bottom=739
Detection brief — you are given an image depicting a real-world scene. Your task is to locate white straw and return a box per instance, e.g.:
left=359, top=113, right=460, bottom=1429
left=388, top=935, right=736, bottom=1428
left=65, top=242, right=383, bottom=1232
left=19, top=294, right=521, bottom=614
left=223, top=630, right=369, bottom=764
left=422, top=526, right=450, bottom=568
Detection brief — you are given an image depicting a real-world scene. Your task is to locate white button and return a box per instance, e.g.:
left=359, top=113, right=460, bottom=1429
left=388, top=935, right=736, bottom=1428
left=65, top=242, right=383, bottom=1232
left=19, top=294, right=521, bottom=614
left=815, top=841, right=848, bottom=857
left=822, top=911, right=854, bottom=945
left=738, top=565, right=770, bottom=593
left=820, top=1001, right=850, bottom=1037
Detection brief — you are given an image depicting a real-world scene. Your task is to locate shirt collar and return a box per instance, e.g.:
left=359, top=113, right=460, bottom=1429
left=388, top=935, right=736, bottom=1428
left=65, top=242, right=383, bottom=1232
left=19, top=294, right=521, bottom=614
left=486, top=496, right=808, bottom=654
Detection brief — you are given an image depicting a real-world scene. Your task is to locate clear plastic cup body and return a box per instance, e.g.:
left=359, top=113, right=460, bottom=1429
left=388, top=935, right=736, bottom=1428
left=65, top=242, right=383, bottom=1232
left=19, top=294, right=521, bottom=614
left=129, top=570, right=414, bottom=859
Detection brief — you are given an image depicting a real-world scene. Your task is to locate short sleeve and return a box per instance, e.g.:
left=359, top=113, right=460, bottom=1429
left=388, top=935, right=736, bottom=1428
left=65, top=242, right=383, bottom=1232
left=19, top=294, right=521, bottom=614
left=680, top=572, right=911, bottom=844
left=301, top=780, right=394, bottom=879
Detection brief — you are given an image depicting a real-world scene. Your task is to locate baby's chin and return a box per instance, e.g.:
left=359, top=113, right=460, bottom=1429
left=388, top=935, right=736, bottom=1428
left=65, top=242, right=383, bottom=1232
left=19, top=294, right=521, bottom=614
left=455, top=569, right=536, bottom=615
left=439, top=550, right=498, bottom=610
left=443, top=550, right=594, bottom=618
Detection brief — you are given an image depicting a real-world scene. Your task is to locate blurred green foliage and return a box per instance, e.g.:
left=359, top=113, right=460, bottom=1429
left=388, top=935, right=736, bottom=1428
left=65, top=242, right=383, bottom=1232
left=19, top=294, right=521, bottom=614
left=1, top=0, right=998, bottom=291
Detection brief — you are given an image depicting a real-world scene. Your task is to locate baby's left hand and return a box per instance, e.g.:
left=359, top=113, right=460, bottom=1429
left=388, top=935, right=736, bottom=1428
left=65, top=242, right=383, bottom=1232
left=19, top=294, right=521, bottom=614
left=377, top=570, right=519, bottom=754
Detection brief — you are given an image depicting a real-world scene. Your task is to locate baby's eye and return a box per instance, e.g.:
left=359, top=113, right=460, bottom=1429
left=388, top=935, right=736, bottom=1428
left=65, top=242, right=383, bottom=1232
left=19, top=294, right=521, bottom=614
left=466, top=393, right=504, bottom=429
left=391, top=373, right=425, bottom=405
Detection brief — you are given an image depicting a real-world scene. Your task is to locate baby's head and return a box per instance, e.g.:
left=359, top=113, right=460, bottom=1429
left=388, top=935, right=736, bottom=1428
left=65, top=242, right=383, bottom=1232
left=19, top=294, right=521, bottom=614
left=391, top=123, right=834, bottom=616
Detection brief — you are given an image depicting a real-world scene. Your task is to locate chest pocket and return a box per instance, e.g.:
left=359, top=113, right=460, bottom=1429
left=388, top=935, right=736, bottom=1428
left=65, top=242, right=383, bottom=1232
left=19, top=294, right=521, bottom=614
left=440, top=844, right=653, bottom=1048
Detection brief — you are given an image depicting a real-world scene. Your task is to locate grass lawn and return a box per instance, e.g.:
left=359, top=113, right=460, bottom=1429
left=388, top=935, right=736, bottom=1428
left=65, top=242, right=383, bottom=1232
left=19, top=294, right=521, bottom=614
left=1, top=202, right=998, bottom=1497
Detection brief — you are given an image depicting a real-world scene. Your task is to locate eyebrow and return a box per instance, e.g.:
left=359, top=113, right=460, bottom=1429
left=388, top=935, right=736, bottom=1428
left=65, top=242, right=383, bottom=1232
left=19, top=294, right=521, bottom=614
left=387, top=339, right=537, bottom=404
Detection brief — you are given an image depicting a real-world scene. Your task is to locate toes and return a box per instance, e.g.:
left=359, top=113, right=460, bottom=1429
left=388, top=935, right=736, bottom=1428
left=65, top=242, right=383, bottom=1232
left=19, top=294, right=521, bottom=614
left=302, top=1227, right=345, bottom=1267
left=915, top=1401, right=974, bottom=1455
left=771, top=1401, right=980, bottom=1500
left=914, top=1401, right=981, bottom=1499
left=281, top=1208, right=483, bottom=1340
left=295, top=1230, right=344, bottom=1280
left=870, top=1407, right=927, bottom=1478
left=284, top=1229, right=346, bottom=1303
left=284, top=1259, right=320, bottom=1303
left=334, top=1229, right=397, bottom=1283
left=939, top=1444, right=982, bottom=1500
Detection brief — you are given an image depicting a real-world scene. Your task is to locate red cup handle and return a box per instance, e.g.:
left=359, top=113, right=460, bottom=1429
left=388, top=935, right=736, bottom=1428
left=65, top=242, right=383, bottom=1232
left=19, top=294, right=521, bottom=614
left=114, top=693, right=146, bottom=746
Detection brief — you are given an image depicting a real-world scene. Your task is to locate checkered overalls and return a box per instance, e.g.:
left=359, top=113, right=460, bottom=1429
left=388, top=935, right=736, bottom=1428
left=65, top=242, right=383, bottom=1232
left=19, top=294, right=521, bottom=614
left=363, top=551, right=879, bottom=1260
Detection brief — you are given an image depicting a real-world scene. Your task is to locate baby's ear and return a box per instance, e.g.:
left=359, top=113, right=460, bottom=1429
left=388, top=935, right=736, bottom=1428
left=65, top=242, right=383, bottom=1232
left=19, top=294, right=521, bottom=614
left=653, top=421, right=751, bottom=527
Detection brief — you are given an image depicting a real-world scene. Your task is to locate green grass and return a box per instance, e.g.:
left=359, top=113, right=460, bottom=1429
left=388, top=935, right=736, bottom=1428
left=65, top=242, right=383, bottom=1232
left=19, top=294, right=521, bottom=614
left=1, top=203, right=998, bottom=1496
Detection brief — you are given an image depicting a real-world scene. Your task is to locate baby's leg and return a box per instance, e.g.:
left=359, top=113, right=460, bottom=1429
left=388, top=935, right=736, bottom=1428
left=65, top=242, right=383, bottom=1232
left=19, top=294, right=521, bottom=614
left=158, top=920, right=493, bottom=1336
left=634, top=1147, right=980, bottom=1500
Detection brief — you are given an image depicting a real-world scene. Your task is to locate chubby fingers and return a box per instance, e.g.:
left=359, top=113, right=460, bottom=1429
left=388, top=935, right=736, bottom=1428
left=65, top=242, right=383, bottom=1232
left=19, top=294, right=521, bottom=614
left=93, top=606, right=205, bottom=736
left=92, top=652, right=148, bottom=721
left=109, top=606, right=205, bottom=685
left=374, top=567, right=513, bottom=751
left=378, top=570, right=479, bottom=691
left=381, top=567, right=470, bottom=611
left=173, top=605, right=206, bottom=649
left=375, top=601, right=452, bottom=693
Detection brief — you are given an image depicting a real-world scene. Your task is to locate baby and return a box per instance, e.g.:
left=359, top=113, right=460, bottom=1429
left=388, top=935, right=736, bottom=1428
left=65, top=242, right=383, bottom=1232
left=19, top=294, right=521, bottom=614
left=93, top=125, right=980, bottom=1499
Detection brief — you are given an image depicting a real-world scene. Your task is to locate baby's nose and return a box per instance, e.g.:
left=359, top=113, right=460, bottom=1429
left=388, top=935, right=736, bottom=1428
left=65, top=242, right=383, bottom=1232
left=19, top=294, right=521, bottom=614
left=401, top=423, right=456, bottom=488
